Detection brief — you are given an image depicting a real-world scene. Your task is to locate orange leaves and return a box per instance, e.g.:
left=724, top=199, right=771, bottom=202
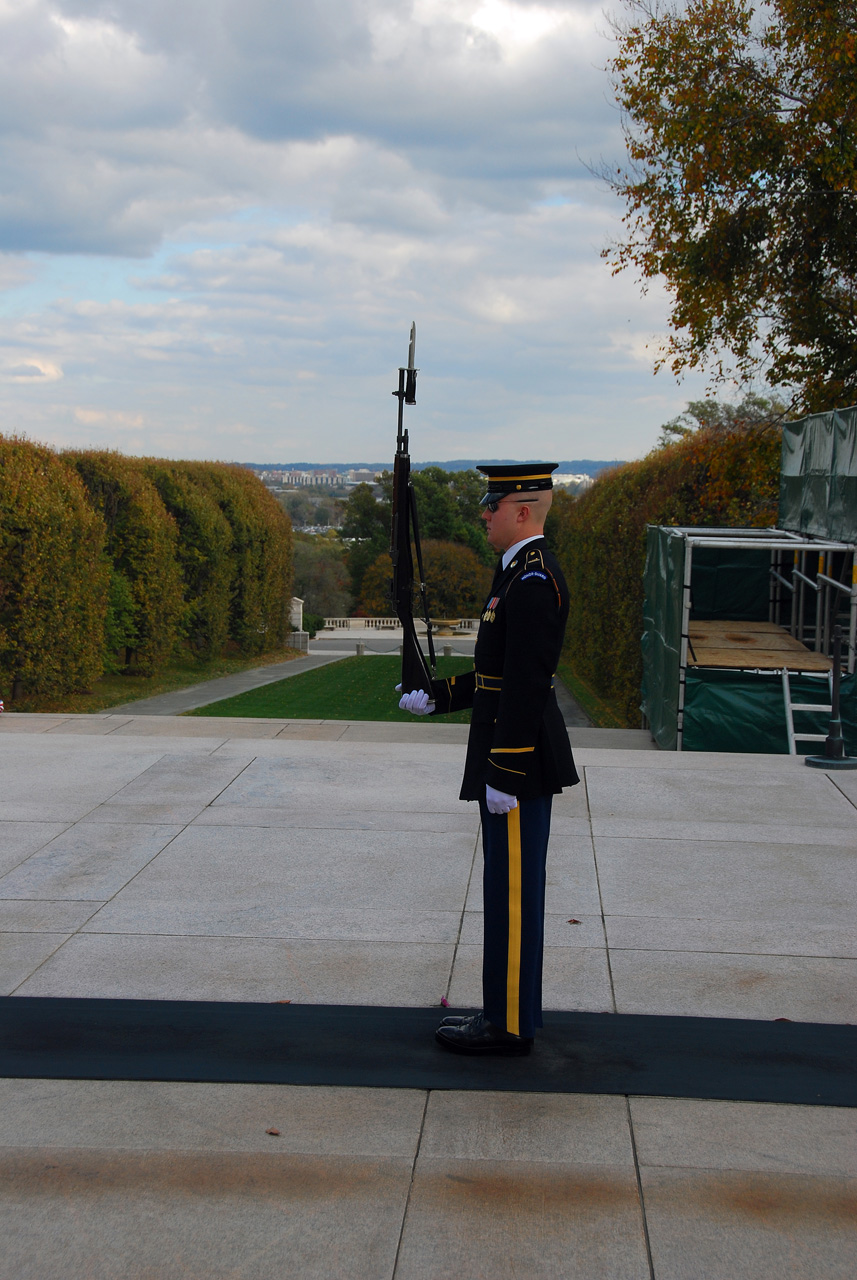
left=606, top=0, right=857, bottom=408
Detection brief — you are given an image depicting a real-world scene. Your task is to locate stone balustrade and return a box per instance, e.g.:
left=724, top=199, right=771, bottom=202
left=323, top=617, right=478, bottom=633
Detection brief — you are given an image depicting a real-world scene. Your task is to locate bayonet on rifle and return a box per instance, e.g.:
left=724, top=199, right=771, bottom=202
left=391, top=323, right=435, bottom=695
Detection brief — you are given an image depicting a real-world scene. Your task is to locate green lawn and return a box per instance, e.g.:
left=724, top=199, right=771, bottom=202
left=187, top=655, right=475, bottom=722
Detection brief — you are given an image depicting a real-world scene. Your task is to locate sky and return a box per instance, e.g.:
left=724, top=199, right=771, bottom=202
left=0, top=0, right=712, bottom=463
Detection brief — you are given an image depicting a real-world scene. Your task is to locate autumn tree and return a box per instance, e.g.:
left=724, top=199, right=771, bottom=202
left=279, top=489, right=345, bottom=529
left=360, top=541, right=493, bottom=619
left=341, top=482, right=390, bottom=603
left=342, top=468, right=493, bottom=608
left=656, top=392, right=785, bottom=446
left=607, top=0, right=857, bottom=410
left=292, top=535, right=352, bottom=618
left=408, top=468, right=492, bottom=563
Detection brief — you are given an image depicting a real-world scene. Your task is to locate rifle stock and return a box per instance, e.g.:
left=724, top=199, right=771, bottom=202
left=390, top=323, right=435, bottom=695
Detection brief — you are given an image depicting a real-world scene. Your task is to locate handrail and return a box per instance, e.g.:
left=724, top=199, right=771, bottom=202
left=817, top=572, right=855, bottom=596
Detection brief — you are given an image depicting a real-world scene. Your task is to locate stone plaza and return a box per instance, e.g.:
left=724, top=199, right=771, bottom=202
left=0, top=708, right=855, bottom=1278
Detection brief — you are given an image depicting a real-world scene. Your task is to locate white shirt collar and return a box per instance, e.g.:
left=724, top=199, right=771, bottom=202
left=502, top=534, right=543, bottom=571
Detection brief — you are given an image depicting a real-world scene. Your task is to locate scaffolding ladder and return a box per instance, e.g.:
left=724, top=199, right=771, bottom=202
left=781, top=668, right=832, bottom=755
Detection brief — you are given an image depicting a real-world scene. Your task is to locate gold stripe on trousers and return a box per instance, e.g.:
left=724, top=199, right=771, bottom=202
left=505, top=805, right=522, bottom=1037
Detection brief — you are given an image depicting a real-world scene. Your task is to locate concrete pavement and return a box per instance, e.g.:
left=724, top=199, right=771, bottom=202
left=0, top=713, right=855, bottom=1277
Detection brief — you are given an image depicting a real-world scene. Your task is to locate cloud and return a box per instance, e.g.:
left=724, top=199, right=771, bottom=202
left=0, top=252, right=36, bottom=291
left=73, top=407, right=144, bottom=427
left=2, top=355, right=63, bottom=382
left=0, top=1, right=711, bottom=460
left=0, top=0, right=614, bottom=253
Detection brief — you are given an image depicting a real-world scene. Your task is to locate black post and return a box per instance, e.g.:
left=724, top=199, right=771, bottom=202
left=805, top=625, right=857, bottom=769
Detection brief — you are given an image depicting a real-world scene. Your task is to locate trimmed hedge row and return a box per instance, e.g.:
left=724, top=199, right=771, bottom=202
left=0, top=438, right=292, bottom=699
left=552, top=428, right=782, bottom=725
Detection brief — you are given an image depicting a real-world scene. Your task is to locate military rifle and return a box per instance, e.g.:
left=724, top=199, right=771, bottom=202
left=390, top=323, right=436, bottom=695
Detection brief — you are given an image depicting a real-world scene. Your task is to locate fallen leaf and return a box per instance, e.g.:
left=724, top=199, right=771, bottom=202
left=266, top=1128, right=280, bottom=1137
left=567, top=918, right=581, bottom=925
left=773, top=1017, right=791, bottom=1022
left=274, top=1000, right=291, bottom=1004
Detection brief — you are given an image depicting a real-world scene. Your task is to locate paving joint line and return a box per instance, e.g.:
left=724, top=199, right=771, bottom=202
left=625, top=1096, right=657, bottom=1279
left=391, top=1090, right=430, bottom=1279
left=0, top=819, right=77, bottom=886
left=828, top=775, right=857, bottom=812
left=583, top=766, right=618, bottom=1014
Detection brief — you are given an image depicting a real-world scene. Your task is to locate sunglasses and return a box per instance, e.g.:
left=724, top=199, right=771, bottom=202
left=485, top=497, right=532, bottom=513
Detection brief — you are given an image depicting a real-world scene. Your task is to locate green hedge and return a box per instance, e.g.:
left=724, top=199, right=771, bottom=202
left=66, top=450, right=186, bottom=676
left=184, top=463, right=293, bottom=656
left=553, top=428, right=782, bottom=725
left=0, top=438, right=293, bottom=701
left=145, top=460, right=234, bottom=660
left=0, top=437, right=108, bottom=696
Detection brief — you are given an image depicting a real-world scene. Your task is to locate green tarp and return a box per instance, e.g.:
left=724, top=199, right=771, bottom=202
left=690, top=546, right=770, bottom=620
left=642, top=530, right=777, bottom=749
left=683, top=668, right=857, bottom=756
left=641, top=527, right=685, bottom=750
left=780, top=405, right=857, bottom=542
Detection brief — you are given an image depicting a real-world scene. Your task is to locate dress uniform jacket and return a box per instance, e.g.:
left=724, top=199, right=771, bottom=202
left=430, top=538, right=579, bottom=800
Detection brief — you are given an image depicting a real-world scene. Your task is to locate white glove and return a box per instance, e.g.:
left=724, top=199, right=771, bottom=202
left=396, top=685, right=435, bottom=716
left=485, top=784, right=518, bottom=814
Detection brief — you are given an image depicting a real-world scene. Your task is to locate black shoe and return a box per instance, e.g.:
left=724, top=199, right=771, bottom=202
left=435, top=1012, right=533, bottom=1056
left=439, top=1010, right=480, bottom=1027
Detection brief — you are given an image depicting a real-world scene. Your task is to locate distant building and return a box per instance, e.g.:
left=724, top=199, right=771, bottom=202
left=264, top=469, right=344, bottom=487
left=552, top=473, right=594, bottom=492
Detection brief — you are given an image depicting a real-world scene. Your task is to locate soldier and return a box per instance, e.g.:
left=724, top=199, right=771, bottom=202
left=399, top=462, right=579, bottom=1055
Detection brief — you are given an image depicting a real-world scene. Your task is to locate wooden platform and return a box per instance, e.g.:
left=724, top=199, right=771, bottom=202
left=688, top=620, right=832, bottom=672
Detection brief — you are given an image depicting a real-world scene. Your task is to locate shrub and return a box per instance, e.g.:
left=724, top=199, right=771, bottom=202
left=66, top=450, right=185, bottom=675
left=144, top=460, right=233, bottom=660
left=0, top=437, right=108, bottom=698
left=554, top=426, right=781, bottom=724
left=102, top=569, right=138, bottom=673
left=303, top=611, right=325, bottom=638
left=187, top=464, right=293, bottom=655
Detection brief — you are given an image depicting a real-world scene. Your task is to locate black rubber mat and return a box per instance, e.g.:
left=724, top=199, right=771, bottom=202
left=1, top=998, right=854, bottom=1106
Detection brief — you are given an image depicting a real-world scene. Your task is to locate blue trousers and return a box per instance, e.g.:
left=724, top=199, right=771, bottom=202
left=478, top=795, right=553, bottom=1039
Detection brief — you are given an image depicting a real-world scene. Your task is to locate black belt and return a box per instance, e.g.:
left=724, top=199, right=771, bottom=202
left=475, top=673, right=555, bottom=691
left=475, top=673, right=503, bottom=691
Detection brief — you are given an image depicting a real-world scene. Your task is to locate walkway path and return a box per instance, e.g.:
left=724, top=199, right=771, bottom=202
left=0, top=713, right=854, bottom=1277
left=110, top=651, right=348, bottom=716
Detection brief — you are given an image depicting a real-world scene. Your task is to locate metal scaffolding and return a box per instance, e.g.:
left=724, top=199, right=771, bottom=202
left=668, top=527, right=857, bottom=751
